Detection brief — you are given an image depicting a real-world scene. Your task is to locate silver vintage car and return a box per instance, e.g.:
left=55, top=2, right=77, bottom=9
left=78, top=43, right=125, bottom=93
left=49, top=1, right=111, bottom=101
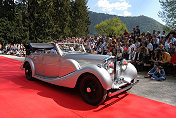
left=22, top=43, right=138, bottom=105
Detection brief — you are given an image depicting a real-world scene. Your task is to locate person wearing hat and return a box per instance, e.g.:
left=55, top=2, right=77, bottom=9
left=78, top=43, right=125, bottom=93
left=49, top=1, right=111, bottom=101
left=122, top=47, right=129, bottom=60
left=151, top=66, right=166, bottom=81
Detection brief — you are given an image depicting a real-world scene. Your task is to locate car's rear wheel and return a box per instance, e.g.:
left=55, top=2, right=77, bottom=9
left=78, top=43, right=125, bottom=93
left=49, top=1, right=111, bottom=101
left=80, top=74, right=107, bottom=106
left=25, top=63, right=34, bottom=81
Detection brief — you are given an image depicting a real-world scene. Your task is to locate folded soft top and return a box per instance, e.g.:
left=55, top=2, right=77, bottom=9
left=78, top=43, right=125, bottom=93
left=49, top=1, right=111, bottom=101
left=28, top=43, right=55, bottom=49
left=25, top=43, right=55, bottom=55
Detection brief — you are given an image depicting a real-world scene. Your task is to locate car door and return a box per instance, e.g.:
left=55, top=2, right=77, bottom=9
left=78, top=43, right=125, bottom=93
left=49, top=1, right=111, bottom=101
left=42, top=53, right=60, bottom=77
left=33, top=54, right=44, bottom=75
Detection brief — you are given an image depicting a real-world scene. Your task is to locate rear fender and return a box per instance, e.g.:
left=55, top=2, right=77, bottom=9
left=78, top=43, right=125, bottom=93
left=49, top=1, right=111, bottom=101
left=23, top=58, right=35, bottom=76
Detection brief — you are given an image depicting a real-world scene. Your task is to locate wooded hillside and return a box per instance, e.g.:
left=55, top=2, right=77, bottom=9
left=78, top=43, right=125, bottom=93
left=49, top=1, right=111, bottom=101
left=89, top=11, right=164, bottom=34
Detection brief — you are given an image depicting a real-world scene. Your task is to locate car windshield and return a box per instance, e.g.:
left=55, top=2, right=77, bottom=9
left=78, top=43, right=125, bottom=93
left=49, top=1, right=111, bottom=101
left=57, top=43, right=86, bottom=53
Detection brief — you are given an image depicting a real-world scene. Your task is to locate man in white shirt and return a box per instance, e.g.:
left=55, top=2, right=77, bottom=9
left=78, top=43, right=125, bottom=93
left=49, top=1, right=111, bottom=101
left=161, top=31, right=166, bottom=37
left=153, top=35, right=159, bottom=49
left=146, top=40, right=153, bottom=52
left=156, top=31, right=161, bottom=39
left=129, top=40, right=136, bottom=54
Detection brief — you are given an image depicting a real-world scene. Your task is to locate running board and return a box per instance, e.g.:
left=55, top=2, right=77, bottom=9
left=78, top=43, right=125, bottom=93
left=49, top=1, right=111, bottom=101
left=34, top=74, right=58, bottom=80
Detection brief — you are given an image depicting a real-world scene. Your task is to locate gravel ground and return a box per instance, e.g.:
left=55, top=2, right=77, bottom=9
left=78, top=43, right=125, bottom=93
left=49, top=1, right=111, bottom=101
left=1, top=55, right=176, bottom=106
left=129, top=72, right=176, bottom=106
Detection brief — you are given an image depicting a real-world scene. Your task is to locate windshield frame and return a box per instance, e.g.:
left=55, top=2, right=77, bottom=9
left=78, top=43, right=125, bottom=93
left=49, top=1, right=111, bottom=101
left=57, top=43, right=86, bottom=54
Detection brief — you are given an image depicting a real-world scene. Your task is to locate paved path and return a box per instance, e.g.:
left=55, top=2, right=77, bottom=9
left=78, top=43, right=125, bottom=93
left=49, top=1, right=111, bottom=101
left=130, top=73, right=176, bottom=106
left=1, top=55, right=25, bottom=61
left=1, top=55, right=176, bottom=106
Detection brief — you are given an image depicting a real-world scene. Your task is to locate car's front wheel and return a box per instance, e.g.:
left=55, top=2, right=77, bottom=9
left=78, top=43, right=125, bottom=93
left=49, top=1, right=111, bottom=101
left=25, top=63, right=34, bottom=81
left=80, top=74, right=107, bottom=106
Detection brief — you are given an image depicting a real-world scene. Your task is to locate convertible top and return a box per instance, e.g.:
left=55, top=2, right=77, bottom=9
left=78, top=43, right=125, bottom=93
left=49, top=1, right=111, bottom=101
left=28, top=43, right=55, bottom=49
left=25, top=43, right=55, bottom=55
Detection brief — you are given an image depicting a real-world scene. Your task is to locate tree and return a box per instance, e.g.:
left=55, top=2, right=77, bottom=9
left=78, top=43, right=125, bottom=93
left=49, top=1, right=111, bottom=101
left=159, top=0, right=176, bottom=28
left=28, top=0, right=58, bottom=42
left=0, top=0, right=15, bottom=20
left=27, top=0, right=89, bottom=41
left=0, top=0, right=91, bottom=45
left=50, top=0, right=72, bottom=38
left=0, top=18, right=11, bottom=46
left=0, top=0, right=16, bottom=47
left=71, top=0, right=90, bottom=37
left=95, top=17, right=128, bottom=35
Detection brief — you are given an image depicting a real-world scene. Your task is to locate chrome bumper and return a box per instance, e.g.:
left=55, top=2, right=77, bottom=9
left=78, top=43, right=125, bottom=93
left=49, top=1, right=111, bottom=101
left=108, top=79, right=139, bottom=97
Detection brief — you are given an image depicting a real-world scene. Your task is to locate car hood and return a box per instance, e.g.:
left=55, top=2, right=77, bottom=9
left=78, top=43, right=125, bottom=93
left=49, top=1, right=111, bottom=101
left=63, top=53, right=111, bottom=68
left=63, top=53, right=110, bottom=60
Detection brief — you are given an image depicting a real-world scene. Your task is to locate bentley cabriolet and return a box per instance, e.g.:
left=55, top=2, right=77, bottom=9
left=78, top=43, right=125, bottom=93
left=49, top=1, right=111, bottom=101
left=22, top=43, right=138, bottom=105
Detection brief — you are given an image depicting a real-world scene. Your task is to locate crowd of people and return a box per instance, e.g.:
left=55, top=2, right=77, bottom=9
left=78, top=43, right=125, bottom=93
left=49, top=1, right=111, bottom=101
left=57, top=26, right=176, bottom=78
left=1, top=26, right=176, bottom=78
left=0, top=44, right=25, bottom=57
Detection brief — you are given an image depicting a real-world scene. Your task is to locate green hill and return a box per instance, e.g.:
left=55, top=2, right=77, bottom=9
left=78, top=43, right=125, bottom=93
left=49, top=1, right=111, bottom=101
left=89, top=11, right=164, bottom=35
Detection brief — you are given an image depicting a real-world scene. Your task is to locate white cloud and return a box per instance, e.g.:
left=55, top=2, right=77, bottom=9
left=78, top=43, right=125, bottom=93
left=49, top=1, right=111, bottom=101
left=124, top=11, right=131, bottom=16
left=97, top=0, right=132, bottom=16
left=118, top=14, right=123, bottom=16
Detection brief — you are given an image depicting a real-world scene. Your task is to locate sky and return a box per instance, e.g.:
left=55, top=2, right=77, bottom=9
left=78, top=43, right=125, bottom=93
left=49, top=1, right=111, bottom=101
left=87, top=0, right=164, bottom=25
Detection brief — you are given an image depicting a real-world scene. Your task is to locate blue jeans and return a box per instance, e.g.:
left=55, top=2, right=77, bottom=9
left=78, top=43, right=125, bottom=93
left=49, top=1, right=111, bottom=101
left=152, top=75, right=166, bottom=81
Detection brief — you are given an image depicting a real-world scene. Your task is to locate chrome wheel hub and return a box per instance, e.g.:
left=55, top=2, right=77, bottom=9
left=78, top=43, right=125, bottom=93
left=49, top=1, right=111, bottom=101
left=87, top=87, right=91, bottom=93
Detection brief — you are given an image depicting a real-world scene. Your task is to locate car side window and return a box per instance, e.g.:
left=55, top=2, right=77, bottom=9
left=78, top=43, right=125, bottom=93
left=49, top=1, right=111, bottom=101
left=45, top=49, right=57, bottom=54
left=34, top=49, right=45, bottom=54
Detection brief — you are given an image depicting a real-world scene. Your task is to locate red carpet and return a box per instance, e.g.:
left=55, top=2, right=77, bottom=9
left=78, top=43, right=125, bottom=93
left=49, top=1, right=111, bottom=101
left=0, top=56, right=176, bottom=118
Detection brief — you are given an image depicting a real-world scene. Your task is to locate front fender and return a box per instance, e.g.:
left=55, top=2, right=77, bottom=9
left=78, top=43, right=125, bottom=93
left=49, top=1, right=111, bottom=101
left=119, top=63, right=137, bottom=83
left=78, top=65, right=112, bottom=90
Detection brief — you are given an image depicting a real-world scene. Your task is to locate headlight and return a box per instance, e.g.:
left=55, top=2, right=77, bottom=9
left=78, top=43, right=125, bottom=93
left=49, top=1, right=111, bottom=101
left=103, top=59, right=114, bottom=69
left=108, top=61, right=114, bottom=68
left=122, top=59, right=128, bottom=65
left=102, top=58, right=115, bottom=74
left=121, top=64, right=127, bottom=71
